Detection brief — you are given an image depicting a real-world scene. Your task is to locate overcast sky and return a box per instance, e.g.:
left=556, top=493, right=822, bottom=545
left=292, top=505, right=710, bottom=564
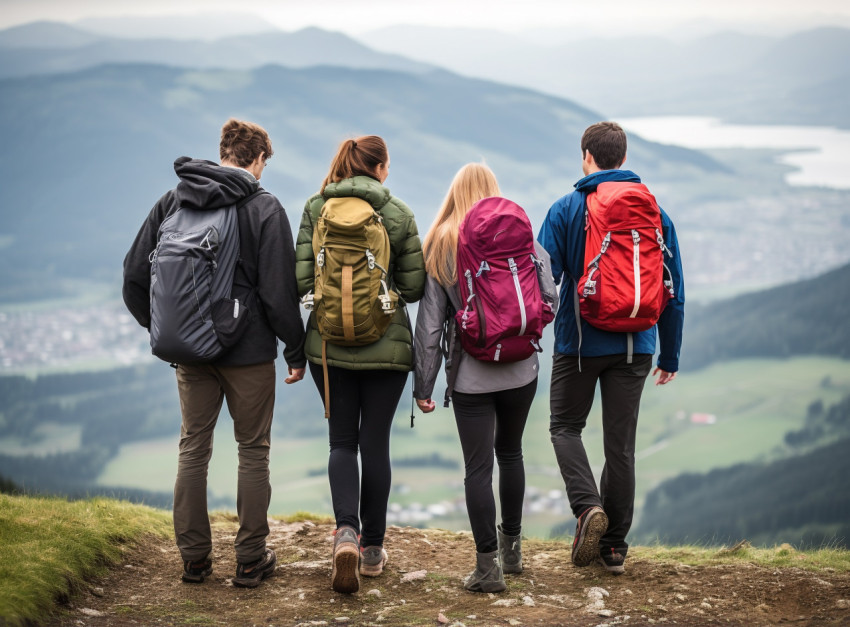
left=3, top=0, right=850, bottom=36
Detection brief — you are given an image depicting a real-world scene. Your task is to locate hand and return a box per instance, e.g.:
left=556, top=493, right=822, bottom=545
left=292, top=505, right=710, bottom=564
left=285, top=367, right=305, bottom=384
left=416, top=398, right=436, bottom=413
left=652, top=368, right=677, bottom=386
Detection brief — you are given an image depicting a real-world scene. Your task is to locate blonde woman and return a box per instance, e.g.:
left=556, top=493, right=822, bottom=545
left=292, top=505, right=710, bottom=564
left=413, top=163, right=557, bottom=592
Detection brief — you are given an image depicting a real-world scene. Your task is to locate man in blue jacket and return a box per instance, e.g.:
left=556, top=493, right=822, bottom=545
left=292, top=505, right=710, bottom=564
left=537, top=121, right=685, bottom=575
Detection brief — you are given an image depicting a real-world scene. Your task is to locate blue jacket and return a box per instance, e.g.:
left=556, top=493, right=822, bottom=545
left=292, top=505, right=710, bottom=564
left=537, top=169, right=685, bottom=372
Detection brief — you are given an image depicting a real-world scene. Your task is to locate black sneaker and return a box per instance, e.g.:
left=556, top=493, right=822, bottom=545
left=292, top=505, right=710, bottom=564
left=598, top=547, right=626, bottom=575
left=233, top=549, right=277, bottom=588
left=571, top=506, right=608, bottom=567
left=181, top=557, right=213, bottom=583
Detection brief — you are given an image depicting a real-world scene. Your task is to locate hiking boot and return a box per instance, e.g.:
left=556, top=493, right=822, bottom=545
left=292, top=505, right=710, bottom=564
left=597, top=547, right=626, bottom=575
left=360, top=546, right=388, bottom=577
left=497, top=525, right=522, bottom=574
left=233, top=549, right=277, bottom=588
left=181, top=556, right=213, bottom=583
left=331, top=526, right=360, bottom=593
left=463, top=551, right=506, bottom=593
left=571, top=506, right=608, bottom=567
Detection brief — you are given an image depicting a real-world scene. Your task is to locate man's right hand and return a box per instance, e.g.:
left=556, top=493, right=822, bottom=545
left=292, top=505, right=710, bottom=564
left=285, top=367, right=305, bottom=384
left=416, top=398, right=436, bottom=413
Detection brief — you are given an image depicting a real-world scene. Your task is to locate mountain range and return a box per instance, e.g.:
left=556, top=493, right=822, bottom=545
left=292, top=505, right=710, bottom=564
left=0, top=21, right=431, bottom=79
left=0, top=57, right=719, bottom=302
left=363, top=25, right=850, bottom=128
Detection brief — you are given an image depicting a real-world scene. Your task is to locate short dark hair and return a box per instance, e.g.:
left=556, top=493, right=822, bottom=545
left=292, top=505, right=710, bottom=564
left=581, top=122, right=627, bottom=170
left=219, top=118, right=273, bottom=167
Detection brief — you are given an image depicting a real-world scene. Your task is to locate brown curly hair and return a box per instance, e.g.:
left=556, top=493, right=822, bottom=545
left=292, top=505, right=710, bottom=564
left=219, top=118, right=273, bottom=167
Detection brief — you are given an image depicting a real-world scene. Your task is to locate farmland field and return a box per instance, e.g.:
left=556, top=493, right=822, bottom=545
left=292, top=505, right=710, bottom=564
left=94, top=356, right=850, bottom=539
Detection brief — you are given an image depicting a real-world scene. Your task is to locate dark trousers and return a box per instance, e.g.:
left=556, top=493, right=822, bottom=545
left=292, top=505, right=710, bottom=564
left=173, top=362, right=275, bottom=564
left=549, top=353, right=651, bottom=554
left=309, top=362, right=407, bottom=548
left=452, top=378, right=537, bottom=554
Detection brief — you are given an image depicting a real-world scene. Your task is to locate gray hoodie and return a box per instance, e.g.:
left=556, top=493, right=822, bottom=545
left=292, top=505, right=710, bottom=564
left=413, top=241, right=558, bottom=404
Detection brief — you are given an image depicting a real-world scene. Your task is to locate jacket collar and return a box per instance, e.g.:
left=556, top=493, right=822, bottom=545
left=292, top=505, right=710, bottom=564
left=574, top=169, right=641, bottom=194
left=323, top=176, right=391, bottom=210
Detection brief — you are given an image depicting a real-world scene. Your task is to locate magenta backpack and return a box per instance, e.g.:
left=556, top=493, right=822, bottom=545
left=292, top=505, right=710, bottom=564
left=455, top=197, right=554, bottom=362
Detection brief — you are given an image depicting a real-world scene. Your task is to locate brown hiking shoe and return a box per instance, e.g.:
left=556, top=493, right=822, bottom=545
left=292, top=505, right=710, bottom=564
left=331, top=526, right=360, bottom=593
left=571, top=506, right=608, bottom=567
left=233, top=549, right=276, bottom=588
left=181, top=556, right=212, bottom=583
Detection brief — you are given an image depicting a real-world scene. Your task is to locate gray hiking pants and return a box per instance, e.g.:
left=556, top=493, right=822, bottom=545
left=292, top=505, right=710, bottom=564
left=549, top=353, right=652, bottom=554
left=173, top=361, right=275, bottom=564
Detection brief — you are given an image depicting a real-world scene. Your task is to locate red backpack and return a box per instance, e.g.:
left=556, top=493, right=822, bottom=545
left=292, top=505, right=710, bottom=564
left=578, top=181, right=674, bottom=332
left=455, top=197, right=554, bottom=362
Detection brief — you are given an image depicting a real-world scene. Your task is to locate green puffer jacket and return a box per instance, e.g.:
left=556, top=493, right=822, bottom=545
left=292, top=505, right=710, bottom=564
left=296, top=176, right=425, bottom=371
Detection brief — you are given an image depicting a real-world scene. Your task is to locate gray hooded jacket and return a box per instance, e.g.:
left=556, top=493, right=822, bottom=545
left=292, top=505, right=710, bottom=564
left=413, top=241, right=557, bottom=404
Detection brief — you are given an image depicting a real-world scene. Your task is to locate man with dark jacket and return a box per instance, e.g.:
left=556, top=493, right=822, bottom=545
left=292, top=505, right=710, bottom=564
left=537, top=121, right=685, bottom=575
left=123, top=118, right=306, bottom=588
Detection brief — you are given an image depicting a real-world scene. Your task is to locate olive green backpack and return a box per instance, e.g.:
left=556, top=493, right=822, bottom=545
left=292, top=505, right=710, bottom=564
left=308, top=197, right=398, bottom=415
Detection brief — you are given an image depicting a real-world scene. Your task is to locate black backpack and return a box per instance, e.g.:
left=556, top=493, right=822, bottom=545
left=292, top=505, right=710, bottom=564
left=149, top=191, right=264, bottom=364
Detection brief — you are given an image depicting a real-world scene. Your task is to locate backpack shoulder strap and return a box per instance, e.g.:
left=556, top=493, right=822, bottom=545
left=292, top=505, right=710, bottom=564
left=231, top=189, right=268, bottom=290
left=235, top=189, right=267, bottom=210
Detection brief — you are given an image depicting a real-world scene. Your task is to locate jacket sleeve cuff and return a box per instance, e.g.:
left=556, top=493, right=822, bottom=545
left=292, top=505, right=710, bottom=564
left=656, top=357, right=679, bottom=373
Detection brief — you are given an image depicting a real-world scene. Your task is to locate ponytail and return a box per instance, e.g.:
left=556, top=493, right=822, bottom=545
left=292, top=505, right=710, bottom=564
left=321, top=135, right=388, bottom=193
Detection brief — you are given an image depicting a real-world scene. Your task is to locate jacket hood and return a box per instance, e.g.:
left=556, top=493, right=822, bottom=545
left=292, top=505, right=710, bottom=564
left=574, top=169, right=640, bottom=194
left=323, top=175, right=391, bottom=210
left=173, top=157, right=260, bottom=211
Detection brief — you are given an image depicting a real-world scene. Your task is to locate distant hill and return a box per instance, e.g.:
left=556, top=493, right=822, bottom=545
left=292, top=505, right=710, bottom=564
left=0, top=20, right=105, bottom=49
left=363, top=26, right=850, bottom=128
left=0, top=23, right=432, bottom=79
left=76, top=13, right=278, bottom=40
left=0, top=62, right=719, bottom=301
left=636, top=433, right=850, bottom=548
left=681, top=263, right=850, bottom=370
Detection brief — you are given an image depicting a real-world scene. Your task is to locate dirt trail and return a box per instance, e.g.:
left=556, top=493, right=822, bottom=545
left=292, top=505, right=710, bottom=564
left=51, top=518, right=850, bottom=626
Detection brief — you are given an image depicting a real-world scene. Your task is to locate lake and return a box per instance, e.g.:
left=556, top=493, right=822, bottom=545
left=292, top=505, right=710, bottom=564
left=619, top=116, right=850, bottom=190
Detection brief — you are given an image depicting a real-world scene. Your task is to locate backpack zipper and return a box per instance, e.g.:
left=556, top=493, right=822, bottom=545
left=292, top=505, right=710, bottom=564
left=629, top=230, right=641, bottom=318
left=508, top=257, right=527, bottom=335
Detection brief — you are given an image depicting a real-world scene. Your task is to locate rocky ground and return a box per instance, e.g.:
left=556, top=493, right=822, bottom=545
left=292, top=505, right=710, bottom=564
left=50, top=517, right=850, bottom=626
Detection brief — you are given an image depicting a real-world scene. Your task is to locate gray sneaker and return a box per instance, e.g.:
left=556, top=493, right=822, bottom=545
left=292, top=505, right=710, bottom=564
left=463, top=551, right=506, bottom=593
left=331, top=526, right=360, bottom=593
left=360, top=546, right=388, bottom=576
left=497, top=525, right=522, bottom=574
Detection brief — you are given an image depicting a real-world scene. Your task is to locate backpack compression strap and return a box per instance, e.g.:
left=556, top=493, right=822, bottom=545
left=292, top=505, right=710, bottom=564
left=322, top=339, right=330, bottom=419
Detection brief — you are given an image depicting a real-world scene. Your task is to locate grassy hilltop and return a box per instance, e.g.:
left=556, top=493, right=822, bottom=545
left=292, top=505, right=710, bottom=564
left=1, top=494, right=850, bottom=626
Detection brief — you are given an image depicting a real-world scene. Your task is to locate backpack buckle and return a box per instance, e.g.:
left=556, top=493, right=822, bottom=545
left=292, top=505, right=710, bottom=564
left=301, top=292, right=314, bottom=311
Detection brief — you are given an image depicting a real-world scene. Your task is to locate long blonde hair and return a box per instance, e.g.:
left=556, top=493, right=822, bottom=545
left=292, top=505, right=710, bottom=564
left=423, top=163, right=501, bottom=287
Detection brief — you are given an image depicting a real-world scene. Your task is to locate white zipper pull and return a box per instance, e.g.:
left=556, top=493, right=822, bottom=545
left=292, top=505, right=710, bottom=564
left=494, top=343, right=502, bottom=361
left=233, top=299, right=240, bottom=318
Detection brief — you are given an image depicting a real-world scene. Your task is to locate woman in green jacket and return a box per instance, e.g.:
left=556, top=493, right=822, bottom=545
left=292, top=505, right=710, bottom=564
left=295, top=135, right=425, bottom=593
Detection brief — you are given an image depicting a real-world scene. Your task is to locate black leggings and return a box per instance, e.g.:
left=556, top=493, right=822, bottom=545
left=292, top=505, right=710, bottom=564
left=309, top=362, right=408, bottom=548
left=452, top=378, right=537, bottom=553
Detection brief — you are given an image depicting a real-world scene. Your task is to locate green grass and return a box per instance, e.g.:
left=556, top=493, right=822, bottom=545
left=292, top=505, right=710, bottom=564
left=0, top=494, right=171, bottom=626
left=635, top=541, right=850, bottom=572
